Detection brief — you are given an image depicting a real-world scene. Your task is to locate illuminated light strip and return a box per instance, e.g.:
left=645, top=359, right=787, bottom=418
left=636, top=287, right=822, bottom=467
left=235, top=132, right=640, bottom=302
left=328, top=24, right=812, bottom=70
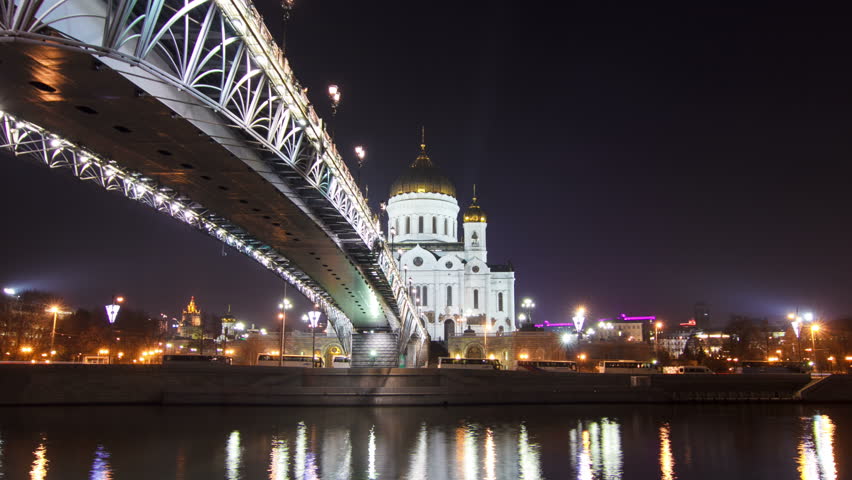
left=0, top=111, right=354, bottom=351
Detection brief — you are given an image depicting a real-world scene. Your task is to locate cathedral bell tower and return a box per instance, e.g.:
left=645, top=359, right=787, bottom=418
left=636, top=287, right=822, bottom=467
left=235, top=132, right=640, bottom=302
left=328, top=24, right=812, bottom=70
left=463, top=186, right=487, bottom=263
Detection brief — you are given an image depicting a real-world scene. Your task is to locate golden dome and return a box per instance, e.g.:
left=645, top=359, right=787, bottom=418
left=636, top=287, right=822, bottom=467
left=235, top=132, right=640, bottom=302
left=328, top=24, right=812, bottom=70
left=389, top=143, right=456, bottom=198
left=463, top=189, right=487, bottom=223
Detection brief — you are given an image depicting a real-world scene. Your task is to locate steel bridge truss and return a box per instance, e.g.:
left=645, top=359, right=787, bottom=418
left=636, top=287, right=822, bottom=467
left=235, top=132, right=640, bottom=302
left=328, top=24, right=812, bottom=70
left=0, top=111, right=358, bottom=349
left=0, top=0, right=427, bottom=359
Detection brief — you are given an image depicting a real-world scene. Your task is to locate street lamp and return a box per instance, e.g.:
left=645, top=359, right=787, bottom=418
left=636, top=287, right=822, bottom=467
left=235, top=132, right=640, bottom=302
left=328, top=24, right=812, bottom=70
left=572, top=306, right=586, bottom=340
left=105, top=295, right=124, bottom=324
left=46, top=305, right=70, bottom=355
left=305, top=306, right=322, bottom=368
left=655, top=321, right=663, bottom=351
left=810, top=324, right=820, bottom=371
left=520, top=298, right=535, bottom=327
left=788, top=313, right=803, bottom=362
left=278, top=298, right=293, bottom=367
left=354, top=145, right=367, bottom=191
left=328, top=85, right=341, bottom=117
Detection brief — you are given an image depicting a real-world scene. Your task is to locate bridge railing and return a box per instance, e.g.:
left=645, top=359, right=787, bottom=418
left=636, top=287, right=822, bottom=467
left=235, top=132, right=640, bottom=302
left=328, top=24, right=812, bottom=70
left=216, top=0, right=427, bottom=347
left=215, top=0, right=377, bottom=246
left=1, top=0, right=427, bottom=353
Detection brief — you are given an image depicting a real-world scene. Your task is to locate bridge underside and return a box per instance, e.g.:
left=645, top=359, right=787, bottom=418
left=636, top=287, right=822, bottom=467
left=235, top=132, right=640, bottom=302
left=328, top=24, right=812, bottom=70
left=0, top=41, right=392, bottom=329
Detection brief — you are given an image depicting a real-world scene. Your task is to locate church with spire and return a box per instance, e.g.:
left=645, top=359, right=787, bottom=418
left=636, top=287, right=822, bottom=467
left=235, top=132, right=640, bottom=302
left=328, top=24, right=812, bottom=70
left=385, top=134, right=516, bottom=342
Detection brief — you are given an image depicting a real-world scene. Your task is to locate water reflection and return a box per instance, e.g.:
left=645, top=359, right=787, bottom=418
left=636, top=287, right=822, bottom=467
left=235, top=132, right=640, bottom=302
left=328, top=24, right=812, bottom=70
left=568, top=418, right=623, bottom=480
left=269, top=436, right=288, bottom=480
left=405, top=424, right=427, bottom=480
left=484, top=427, right=496, bottom=480
left=226, top=430, right=241, bottom=480
left=321, top=429, right=351, bottom=480
left=518, top=423, right=542, bottom=480
left=30, top=440, right=47, bottom=480
left=659, top=423, right=675, bottom=480
left=0, top=405, right=846, bottom=479
left=798, top=414, right=837, bottom=480
left=367, top=425, right=377, bottom=480
left=90, top=444, right=112, bottom=480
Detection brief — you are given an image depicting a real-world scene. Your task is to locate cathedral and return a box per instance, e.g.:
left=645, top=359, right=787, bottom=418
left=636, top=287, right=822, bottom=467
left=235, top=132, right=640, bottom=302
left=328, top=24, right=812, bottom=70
left=386, top=139, right=516, bottom=342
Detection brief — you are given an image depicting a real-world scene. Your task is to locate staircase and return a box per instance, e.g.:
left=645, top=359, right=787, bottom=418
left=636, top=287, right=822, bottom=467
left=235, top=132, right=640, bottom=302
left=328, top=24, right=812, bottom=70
left=428, top=341, right=449, bottom=367
left=351, top=332, right=399, bottom=368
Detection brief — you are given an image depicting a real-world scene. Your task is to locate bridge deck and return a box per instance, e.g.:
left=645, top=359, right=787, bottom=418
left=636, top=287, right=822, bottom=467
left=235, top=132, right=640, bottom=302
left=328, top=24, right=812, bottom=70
left=0, top=41, right=389, bottom=328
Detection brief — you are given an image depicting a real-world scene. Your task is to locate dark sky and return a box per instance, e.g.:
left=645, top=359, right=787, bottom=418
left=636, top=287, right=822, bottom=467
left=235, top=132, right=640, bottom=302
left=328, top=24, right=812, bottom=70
left=3, top=2, right=852, bottom=328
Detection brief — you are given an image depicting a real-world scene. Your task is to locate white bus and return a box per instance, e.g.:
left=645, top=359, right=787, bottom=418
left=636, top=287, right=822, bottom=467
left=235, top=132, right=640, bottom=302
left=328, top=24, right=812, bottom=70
left=256, top=354, right=323, bottom=368
left=82, top=355, right=110, bottom=365
left=437, top=357, right=502, bottom=370
left=331, top=355, right=351, bottom=368
left=516, top=360, right=578, bottom=373
left=596, top=360, right=658, bottom=374
left=662, top=366, right=714, bottom=375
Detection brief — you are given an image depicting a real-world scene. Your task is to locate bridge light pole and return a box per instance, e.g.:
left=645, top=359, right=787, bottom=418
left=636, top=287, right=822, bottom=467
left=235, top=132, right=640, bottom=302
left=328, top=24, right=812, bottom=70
left=278, top=298, right=293, bottom=367
left=306, top=306, right=322, bottom=368
left=328, top=85, right=341, bottom=118
left=354, top=145, right=367, bottom=192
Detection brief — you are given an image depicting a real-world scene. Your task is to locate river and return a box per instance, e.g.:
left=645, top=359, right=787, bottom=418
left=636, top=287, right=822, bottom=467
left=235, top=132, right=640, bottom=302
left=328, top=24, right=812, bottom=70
left=0, top=404, right=844, bottom=479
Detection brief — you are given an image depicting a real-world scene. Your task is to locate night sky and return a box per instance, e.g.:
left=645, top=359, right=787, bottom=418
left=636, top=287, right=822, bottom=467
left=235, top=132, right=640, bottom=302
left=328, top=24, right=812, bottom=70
left=2, top=2, right=852, bottom=328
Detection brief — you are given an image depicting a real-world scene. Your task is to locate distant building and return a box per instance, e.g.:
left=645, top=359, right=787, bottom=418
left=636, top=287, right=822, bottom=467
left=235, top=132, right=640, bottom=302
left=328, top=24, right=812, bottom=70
left=177, top=296, right=202, bottom=338
left=694, top=302, right=711, bottom=326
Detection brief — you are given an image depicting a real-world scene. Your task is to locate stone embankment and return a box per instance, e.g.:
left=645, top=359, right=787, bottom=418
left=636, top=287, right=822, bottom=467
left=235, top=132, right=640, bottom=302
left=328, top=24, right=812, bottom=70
left=0, top=364, right=848, bottom=406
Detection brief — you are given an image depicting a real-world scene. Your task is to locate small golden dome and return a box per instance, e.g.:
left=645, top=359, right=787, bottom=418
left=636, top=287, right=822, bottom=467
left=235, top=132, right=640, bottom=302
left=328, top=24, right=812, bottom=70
left=463, top=190, right=487, bottom=223
left=389, top=143, right=456, bottom=198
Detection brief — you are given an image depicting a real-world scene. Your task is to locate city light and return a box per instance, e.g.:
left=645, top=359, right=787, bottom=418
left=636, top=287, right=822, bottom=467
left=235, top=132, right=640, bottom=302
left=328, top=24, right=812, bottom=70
left=355, top=146, right=366, bottom=160
left=20, top=346, right=32, bottom=353
left=3, top=287, right=15, bottom=296
left=572, top=306, right=586, bottom=337
left=98, top=349, right=109, bottom=355
left=803, top=312, right=814, bottom=322
left=577, top=353, right=587, bottom=360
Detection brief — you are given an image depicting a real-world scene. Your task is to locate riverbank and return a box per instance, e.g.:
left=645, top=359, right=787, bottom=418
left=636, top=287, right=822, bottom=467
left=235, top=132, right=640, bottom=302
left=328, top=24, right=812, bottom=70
left=0, top=364, right=848, bottom=406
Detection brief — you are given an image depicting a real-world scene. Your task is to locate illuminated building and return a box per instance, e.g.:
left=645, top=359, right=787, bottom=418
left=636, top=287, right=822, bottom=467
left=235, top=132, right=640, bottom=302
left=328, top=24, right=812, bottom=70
left=386, top=137, right=516, bottom=342
left=177, top=296, right=202, bottom=338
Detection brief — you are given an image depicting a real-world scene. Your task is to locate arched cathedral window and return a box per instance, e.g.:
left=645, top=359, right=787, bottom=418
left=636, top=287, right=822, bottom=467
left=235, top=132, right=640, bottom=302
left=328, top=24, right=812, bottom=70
left=498, top=292, right=504, bottom=312
left=432, top=217, right=437, bottom=233
left=473, top=289, right=479, bottom=309
left=418, top=216, right=424, bottom=233
left=405, top=217, right=411, bottom=234
left=444, top=218, right=448, bottom=235
left=447, top=286, right=452, bottom=306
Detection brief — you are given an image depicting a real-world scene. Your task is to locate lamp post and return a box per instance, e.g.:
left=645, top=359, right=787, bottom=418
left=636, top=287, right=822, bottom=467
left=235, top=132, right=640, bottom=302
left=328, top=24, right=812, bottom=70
left=354, top=145, right=366, bottom=192
left=46, top=306, right=70, bottom=356
left=788, top=313, right=803, bottom=362
left=105, top=295, right=124, bottom=324
left=520, top=298, right=535, bottom=328
left=572, top=306, right=586, bottom=341
left=655, top=321, right=663, bottom=352
left=278, top=298, right=293, bottom=367
left=810, top=324, right=820, bottom=372
left=306, top=306, right=322, bottom=368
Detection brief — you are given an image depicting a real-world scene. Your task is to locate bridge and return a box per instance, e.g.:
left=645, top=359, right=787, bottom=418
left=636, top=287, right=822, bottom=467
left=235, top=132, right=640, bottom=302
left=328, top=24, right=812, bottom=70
left=0, top=0, right=428, bottom=366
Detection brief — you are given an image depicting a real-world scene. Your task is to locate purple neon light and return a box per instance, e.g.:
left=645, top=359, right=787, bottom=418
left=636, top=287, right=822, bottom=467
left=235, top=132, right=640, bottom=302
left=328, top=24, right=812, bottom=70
left=620, top=314, right=656, bottom=321
left=535, top=315, right=657, bottom=327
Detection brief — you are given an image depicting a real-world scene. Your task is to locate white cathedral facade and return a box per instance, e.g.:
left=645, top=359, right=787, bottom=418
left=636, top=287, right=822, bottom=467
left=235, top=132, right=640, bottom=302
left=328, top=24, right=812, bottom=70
left=386, top=141, right=516, bottom=342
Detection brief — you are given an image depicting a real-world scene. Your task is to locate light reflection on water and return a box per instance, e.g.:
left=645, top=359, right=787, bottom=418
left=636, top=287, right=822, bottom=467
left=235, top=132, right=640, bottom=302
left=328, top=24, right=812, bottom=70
left=29, top=440, right=47, bottom=480
left=798, top=415, right=837, bottom=480
left=0, top=405, right=845, bottom=479
left=659, top=423, right=675, bottom=480
left=89, top=444, right=112, bottom=480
